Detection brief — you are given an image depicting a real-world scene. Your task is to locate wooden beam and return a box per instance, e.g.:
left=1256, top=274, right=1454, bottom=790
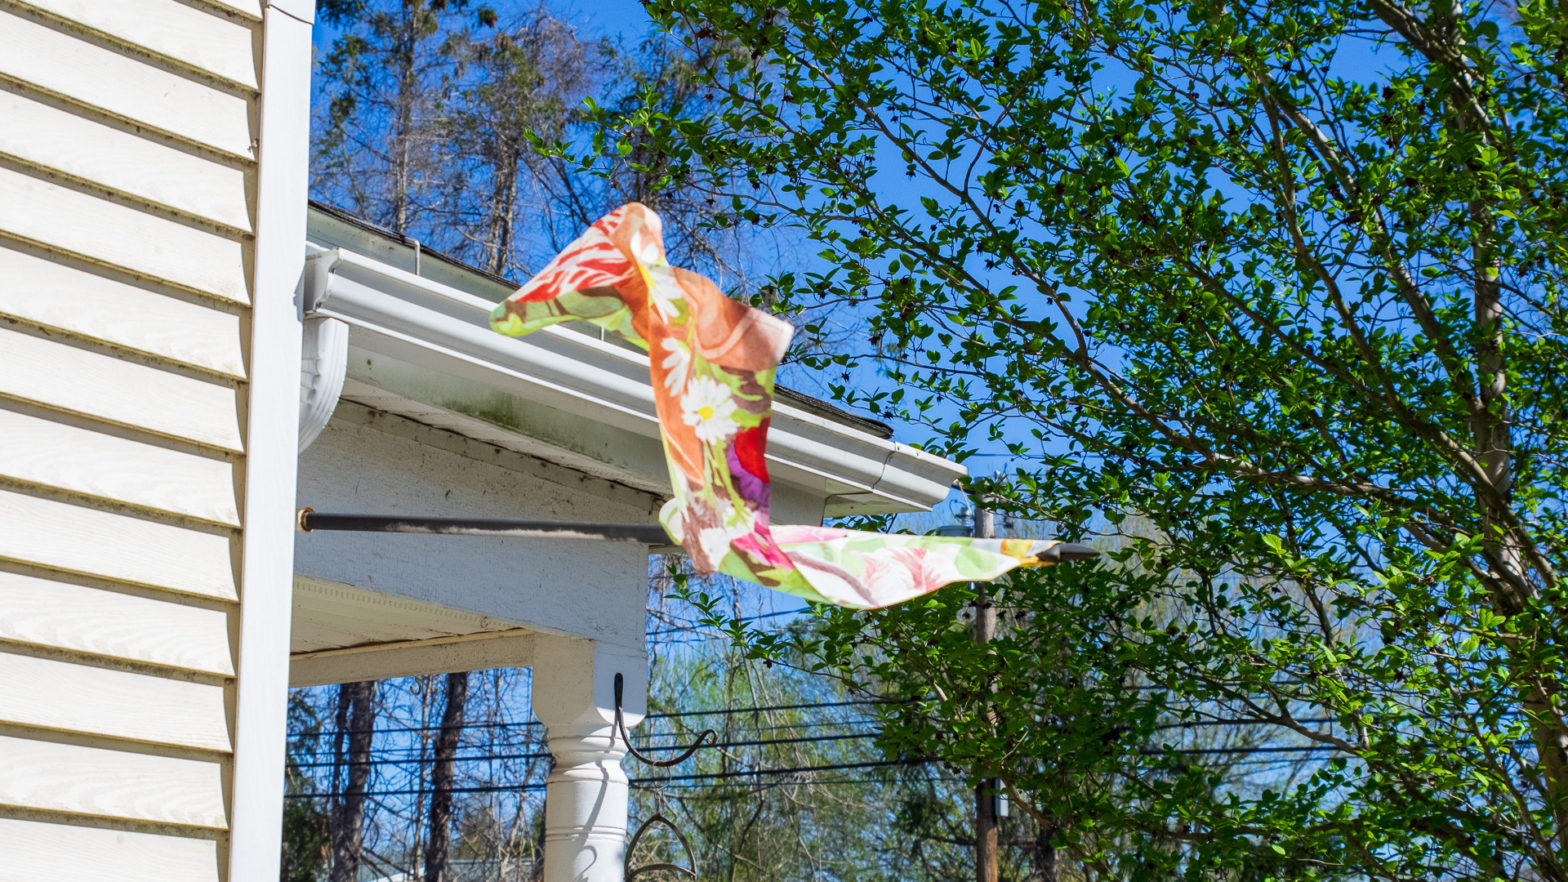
left=288, top=628, right=540, bottom=687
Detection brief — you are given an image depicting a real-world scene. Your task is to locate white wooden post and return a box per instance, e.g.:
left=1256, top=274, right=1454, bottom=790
left=531, top=637, right=647, bottom=882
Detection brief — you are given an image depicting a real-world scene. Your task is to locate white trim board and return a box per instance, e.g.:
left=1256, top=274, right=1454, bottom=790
left=224, top=3, right=313, bottom=881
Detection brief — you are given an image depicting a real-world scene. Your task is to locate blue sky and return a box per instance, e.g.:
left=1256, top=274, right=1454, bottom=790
left=553, top=0, right=659, bottom=44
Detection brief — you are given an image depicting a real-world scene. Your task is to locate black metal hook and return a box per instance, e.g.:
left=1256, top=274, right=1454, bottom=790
left=625, top=813, right=698, bottom=880
left=614, top=673, right=717, bottom=768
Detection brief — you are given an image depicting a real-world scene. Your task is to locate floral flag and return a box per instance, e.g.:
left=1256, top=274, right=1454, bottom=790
left=491, top=204, right=1061, bottom=609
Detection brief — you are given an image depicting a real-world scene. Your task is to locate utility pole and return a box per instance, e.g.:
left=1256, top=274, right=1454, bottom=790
left=973, top=501, right=999, bottom=882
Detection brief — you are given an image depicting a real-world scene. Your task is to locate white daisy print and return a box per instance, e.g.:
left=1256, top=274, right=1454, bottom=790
left=644, top=263, right=683, bottom=319
left=660, top=337, right=691, bottom=394
left=681, top=375, right=740, bottom=443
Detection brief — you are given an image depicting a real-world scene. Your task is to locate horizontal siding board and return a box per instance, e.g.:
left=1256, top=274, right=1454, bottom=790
left=0, top=327, right=244, bottom=452
left=0, top=489, right=239, bottom=601
left=0, top=571, right=235, bottom=675
left=0, top=244, right=246, bottom=378
left=0, top=7, right=254, bottom=158
left=0, top=166, right=250, bottom=305
left=0, top=407, right=241, bottom=526
left=0, top=649, right=232, bottom=752
left=12, top=0, right=259, bottom=90
left=0, top=735, right=228, bottom=828
left=0, top=816, right=222, bottom=882
left=194, top=0, right=262, bottom=22
left=0, top=88, right=253, bottom=233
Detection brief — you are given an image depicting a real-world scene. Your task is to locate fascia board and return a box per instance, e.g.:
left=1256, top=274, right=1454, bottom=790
left=316, top=261, right=661, bottom=436
left=306, top=247, right=965, bottom=513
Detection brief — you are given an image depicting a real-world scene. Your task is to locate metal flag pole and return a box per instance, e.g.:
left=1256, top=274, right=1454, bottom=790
left=296, top=509, right=672, bottom=546
left=296, top=508, right=1099, bottom=559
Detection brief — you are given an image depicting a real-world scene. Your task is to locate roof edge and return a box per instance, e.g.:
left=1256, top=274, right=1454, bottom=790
left=303, top=242, right=966, bottom=516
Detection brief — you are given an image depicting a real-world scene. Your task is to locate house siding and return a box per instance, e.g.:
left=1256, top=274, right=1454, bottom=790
left=0, top=1, right=263, bottom=878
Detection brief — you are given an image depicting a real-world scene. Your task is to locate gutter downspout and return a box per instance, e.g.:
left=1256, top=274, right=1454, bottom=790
left=299, top=249, right=347, bottom=451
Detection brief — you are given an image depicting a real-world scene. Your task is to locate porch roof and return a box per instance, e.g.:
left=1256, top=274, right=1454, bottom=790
left=303, top=204, right=965, bottom=520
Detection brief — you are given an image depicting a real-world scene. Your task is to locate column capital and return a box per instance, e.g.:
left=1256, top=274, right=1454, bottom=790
left=531, top=636, right=646, bottom=731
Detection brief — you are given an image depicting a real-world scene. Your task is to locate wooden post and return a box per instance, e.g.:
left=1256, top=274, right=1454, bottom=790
left=531, top=637, right=646, bottom=882
left=974, top=503, right=999, bottom=882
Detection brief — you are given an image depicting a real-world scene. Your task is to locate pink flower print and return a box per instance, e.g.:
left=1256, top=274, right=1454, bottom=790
left=732, top=528, right=794, bottom=570
left=861, top=546, right=950, bottom=604
left=771, top=524, right=850, bottom=544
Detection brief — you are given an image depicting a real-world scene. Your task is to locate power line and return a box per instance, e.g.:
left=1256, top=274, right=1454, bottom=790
left=284, top=741, right=1355, bottom=800
left=302, top=684, right=1282, bottom=740
left=660, top=697, right=902, bottom=720
left=1142, top=744, right=1338, bottom=757
left=306, top=697, right=903, bottom=738
left=632, top=775, right=967, bottom=793
left=638, top=757, right=924, bottom=784
left=646, top=606, right=808, bottom=637
left=287, top=730, right=880, bottom=770
left=298, top=717, right=885, bottom=764
left=306, top=700, right=1525, bottom=740
left=292, top=715, right=1359, bottom=771
left=284, top=757, right=931, bottom=799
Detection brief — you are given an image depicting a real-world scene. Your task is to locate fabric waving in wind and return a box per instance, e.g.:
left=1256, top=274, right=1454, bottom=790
left=490, top=203, right=1058, bottom=609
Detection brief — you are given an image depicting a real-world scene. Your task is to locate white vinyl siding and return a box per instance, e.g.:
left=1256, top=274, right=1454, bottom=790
left=0, top=650, right=233, bottom=753
left=0, top=2, right=262, bottom=878
left=0, top=817, right=224, bottom=882
left=0, top=735, right=230, bottom=828
left=0, top=490, right=241, bottom=600
left=0, top=571, right=236, bottom=676
left=0, top=327, right=245, bottom=451
left=193, top=0, right=265, bottom=24
left=14, top=0, right=261, bottom=91
left=0, top=6, right=254, bottom=159
left=0, top=89, right=254, bottom=234
left=0, top=245, right=248, bottom=378
left=0, top=167, right=252, bottom=303
left=0, top=408, right=242, bottom=525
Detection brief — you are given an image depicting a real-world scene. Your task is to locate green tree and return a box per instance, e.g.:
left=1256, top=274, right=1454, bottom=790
left=282, top=693, right=333, bottom=882
left=314, top=1, right=767, bottom=290
left=429, top=7, right=606, bottom=274
left=620, top=0, right=1568, bottom=878
left=314, top=0, right=491, bottom=235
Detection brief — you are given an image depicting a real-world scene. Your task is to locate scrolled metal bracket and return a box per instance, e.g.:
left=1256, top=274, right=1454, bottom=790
left=614, top=673, right=717, bottom=768
left=615, top=673, right=714, bottom=879
left=625, top=813, right=698, bottom=880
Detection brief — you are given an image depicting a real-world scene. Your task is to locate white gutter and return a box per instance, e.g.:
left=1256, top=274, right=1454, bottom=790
left=302, top=246, right=964, bottom=513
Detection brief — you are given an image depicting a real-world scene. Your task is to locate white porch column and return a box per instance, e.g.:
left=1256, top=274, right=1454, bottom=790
left=532, top=636, right=648, bottom=882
